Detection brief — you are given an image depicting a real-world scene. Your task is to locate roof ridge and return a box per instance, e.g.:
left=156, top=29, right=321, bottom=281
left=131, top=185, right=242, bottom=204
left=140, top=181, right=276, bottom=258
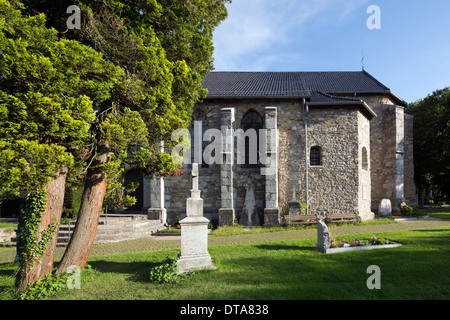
left=361, top=70, right=391, bottom=91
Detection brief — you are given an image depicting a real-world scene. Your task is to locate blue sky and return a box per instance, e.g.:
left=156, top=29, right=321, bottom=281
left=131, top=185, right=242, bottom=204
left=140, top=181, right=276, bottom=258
left=212, top=0, right=450, bottom=103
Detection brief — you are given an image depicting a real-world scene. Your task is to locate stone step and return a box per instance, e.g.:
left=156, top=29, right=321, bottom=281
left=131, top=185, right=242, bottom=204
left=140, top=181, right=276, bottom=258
left=93, top=221, right=165, bottom=244
left=4, top=215, right=165, bottom=246
left=0, top=241, right=16, bottom=247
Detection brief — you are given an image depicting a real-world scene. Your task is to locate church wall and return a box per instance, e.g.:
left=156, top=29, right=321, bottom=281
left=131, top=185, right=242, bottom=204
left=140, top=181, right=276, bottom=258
left=161, top=98, right=384, bottom=224
left=357, top=110, right=374, bottom=220
left=277, top=102, right=365, bottom=216
left=349, top=94, right=417, bottom=210
left=163, top=105, right=222, bottom=224
left=303, top=107, right=360, bottom=216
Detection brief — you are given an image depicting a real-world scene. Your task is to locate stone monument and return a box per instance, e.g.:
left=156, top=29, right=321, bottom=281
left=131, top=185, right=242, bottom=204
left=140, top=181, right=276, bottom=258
left=378, top=199, right=392, bottom=216
left=242, top=175, right=259, bottom=226
left=316, top=220, right=330, bottom=253
left=177, top=163, right=215, bottom=274
left=288, top=185, right=301, bottom=215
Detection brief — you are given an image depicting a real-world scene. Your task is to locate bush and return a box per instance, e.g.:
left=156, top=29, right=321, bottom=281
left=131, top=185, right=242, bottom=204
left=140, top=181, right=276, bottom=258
left=400, top=204, right=413, bottom=215
left=149, top=257, right=180, bottom=284
left=17, top=273, right=68, bottom=300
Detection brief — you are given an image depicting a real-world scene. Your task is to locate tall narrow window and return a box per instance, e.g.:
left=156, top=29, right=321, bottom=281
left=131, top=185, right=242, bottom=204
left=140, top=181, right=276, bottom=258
left=310, top=146, right=322, bottom=166
left=362, top=147, right=368, bottom=171
left=241, top=111, right=263, bottom=168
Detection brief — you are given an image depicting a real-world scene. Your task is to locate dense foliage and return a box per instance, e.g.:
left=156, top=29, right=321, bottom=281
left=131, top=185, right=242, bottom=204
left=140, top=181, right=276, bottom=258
left=406, top=87, right=450, bottom=204
left=1, top=0, right=230, bottom=287
left=0, top=0, right=117, bottom=199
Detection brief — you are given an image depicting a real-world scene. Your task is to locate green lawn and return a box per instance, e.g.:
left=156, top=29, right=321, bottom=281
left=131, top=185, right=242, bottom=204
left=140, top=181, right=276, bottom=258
left=1, top=225, right=448, bottom=300
left=209, top=217, right=396, bottom=237
left=0, top=223, right=16, bottom=228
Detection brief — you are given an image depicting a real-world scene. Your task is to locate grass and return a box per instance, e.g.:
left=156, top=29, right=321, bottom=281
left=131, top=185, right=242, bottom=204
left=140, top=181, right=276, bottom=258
left=388, top=207, right=450, bottom=221
left=209, top=218, right=396, bottom=237
left=1, top=225, right=448, bottom=300
left=155, top=228, right=181, bottom=234
left=0, top=223, right=16, bottom=229
left=423, top=208, right=450, bottom=221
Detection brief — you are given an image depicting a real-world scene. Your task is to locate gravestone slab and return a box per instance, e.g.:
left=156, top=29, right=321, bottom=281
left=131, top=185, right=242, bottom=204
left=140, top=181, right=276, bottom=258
left=316, top=220, right=330, bottom=253
left=378, top=199, right=392, bottom=216
left=288, top=201, right=300, bottom=215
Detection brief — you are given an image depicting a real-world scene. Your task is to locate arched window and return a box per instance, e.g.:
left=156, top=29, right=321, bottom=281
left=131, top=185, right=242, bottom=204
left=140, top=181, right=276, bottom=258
left=362, top=147, right=368, bottom=171
left=310, top=146, right=322, bottom=166
left=191, top=113, right=209, bottom=168
left=241, top=111, right=263, bottom=168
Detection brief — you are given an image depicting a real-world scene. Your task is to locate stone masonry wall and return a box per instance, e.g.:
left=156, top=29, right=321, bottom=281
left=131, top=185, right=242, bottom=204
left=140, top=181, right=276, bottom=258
left=357, top=110, right=373, bottom=220
left=162, top=98, right=376, bottom=223
left=301, top=107, right=360, bottom=216
left=352, top=94, right=417, bottom=209
left=163, top=104, right=222, bottom=224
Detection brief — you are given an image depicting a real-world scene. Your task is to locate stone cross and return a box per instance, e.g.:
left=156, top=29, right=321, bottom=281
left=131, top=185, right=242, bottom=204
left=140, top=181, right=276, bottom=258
left=177, top=163, right=215, bottom=274
left=191, top=163, right=201, bottom=199
left=192, top=163, right=199, bottom=190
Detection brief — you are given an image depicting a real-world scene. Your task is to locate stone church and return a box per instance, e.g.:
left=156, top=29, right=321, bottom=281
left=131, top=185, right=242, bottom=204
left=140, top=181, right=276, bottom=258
left=131, top=70, right=417, bottom=226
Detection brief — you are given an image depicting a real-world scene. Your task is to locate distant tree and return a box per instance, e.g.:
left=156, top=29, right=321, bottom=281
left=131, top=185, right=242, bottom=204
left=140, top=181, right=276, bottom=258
left=406, top=87, right=450, bottom=205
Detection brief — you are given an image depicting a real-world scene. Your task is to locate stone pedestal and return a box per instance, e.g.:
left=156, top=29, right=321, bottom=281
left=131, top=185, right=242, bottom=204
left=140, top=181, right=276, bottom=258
left=219, top=208, right=235, bottom=226
left=264, top=208, right=280, bottom=226
left=147, top=173, right=166, bottom=224
left=178, top=216, right=214, bottom=274
left=147, top=208, right=167, bottom=223
left=177, top=164, right=215, bottom=274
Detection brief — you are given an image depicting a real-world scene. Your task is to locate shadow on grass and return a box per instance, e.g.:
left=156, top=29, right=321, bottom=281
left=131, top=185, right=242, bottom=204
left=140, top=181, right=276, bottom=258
left=410, top=228, right=449, bottom=232
left=87, top=259, right=173, bottom=284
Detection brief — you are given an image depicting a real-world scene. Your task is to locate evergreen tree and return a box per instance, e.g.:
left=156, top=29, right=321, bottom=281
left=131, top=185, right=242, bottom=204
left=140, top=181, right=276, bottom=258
left=1, top=0, right=230, bottom=282
left=0, top=0, right=121, bottom=289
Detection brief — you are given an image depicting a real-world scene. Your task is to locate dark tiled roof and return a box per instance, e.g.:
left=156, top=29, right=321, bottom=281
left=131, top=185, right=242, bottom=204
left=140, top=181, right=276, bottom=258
left=203, top=70, right=392, bottom=99
left=202, top=72, right=310, bottom=98
left=298, top=71, right=390, bottom=93
left=309, top=91, right=363, bottom=104
left=308, top=91, right=377, bottom=119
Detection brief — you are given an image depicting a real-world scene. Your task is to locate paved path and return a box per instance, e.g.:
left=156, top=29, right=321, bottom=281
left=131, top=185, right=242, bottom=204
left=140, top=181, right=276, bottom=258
left=1, top=219, right=449, bottom=264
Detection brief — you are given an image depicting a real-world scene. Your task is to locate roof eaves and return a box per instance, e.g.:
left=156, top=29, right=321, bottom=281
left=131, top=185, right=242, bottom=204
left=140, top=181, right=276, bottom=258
left=307, top=92, right=377, bottom=120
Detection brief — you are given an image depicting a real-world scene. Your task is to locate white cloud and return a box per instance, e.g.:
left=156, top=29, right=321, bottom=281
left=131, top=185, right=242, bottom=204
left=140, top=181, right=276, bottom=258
left=212, top=0, right=368, bottom=71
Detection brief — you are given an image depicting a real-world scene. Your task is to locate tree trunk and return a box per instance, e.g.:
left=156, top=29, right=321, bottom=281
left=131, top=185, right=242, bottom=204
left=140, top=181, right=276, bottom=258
left=16, top=166, right=67, bottom=291
left=37, top=166, right=67, bottom=277
left=56, top=149, right=110, bottom=274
